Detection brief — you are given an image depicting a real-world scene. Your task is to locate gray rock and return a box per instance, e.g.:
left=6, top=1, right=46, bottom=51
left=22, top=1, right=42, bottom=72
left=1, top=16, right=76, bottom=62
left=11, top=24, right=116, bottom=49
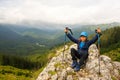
left=66, top=67, right=74, bottom=73
left=67, top=75, right=73, bottom=80
left=79, top=78, right=90, bottom=80
left=51, top=74, right=58, bottom=80
left=36, top=71, right=50, bottom=80
left=113, top=61, right=120, bottom=70
left=58, top=69, right=67, bottom=80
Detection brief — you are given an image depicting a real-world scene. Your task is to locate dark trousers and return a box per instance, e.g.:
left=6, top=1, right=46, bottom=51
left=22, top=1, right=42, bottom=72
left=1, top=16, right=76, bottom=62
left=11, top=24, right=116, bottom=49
left=70, top=48, right=88, bottom=66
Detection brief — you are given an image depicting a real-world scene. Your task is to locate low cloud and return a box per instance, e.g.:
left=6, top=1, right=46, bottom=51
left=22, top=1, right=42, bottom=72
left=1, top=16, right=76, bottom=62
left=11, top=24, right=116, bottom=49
left=0, top=0, right=120, bottom=26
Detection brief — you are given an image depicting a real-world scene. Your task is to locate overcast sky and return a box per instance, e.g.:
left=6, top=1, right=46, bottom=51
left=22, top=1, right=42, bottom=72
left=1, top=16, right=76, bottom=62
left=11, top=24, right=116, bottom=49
left=0, top=0, right=120, bottom=25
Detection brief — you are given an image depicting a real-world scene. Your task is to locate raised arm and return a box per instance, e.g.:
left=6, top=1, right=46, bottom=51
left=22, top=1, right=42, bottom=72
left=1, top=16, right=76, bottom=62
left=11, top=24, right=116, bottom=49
left=88, top=34, right=99, bottom=46
left=66, top=33, right=79, bottom=43
left=88, top=28, right=102, bottom=46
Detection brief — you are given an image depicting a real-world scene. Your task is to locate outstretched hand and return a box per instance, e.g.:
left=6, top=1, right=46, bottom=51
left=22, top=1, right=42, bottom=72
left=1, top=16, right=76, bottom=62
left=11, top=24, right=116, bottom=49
left=96, top=28, right=101, bottom=34
left=64, top=28, right=69, bottom=33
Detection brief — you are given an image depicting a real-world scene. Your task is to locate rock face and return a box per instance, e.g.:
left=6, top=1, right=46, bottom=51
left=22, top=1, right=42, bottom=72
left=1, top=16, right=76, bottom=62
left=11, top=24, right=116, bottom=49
left=36, top=44, right=120, bottom=80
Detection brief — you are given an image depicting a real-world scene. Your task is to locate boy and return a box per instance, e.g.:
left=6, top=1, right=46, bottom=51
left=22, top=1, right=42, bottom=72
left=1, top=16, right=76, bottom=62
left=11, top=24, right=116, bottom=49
left=64, top=28, right=101, bottom=71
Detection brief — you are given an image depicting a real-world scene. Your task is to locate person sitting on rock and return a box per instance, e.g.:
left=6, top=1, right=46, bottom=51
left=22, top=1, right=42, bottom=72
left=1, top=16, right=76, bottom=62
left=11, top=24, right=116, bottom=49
left=64, top=28, right=101, bottom=71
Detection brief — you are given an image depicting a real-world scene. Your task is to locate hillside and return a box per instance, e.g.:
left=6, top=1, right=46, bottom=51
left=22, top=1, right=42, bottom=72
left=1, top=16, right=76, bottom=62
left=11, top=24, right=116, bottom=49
left=0, top=26, right=22, bottom=40
left=100, top=27, right=120, bottom=61
left=0, top=24, right=65, bottom=56
left=101, top=27, right=120, bottom=48
left=0, top=25, right=51, bottom=56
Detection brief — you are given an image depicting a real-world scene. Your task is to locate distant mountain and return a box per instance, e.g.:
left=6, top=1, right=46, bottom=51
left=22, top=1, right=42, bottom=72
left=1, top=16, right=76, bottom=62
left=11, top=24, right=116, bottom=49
left=11, top=27, right=62, bottom=40
left=0, top=26, right=47, bottom=56
left=72, top=22, right=120, bottom=38
left=0, top=26, right=22, bottom=41
left=0, top=25, right=65, bottom=56
left=1, top=22, right=120, bottom=39
left=0, top=22, right=120, bottom=56
left=0, top=25, right=41, bottom=42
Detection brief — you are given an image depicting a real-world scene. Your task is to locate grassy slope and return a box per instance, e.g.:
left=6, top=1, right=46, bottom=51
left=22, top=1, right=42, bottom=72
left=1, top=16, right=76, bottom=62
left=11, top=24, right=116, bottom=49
left=104, top=48, right=120, bottom=61
left=0, top=65, right=47, bottom=80
left=0, top=66, right=33, bottom=80
left=0, top=42, right=73, bottom=80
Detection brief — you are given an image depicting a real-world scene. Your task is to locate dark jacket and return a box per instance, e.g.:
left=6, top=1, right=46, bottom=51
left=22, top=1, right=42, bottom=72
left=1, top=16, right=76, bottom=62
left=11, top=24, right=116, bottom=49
left=66, top=33, right=99, bottom=52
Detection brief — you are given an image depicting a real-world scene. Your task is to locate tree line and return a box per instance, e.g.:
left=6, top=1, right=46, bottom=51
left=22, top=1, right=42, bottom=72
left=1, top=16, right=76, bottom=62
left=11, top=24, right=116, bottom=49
left=0, top=53, right=47, bottom=70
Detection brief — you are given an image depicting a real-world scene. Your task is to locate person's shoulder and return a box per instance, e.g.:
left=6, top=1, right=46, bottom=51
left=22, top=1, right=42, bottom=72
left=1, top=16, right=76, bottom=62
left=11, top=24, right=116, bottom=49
left=86, top=40, right=89, bottom=42
left=86, top=40, right=90, bottom=44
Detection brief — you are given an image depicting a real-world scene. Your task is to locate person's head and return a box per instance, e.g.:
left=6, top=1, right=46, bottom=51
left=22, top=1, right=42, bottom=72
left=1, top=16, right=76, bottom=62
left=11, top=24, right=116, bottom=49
left=79, top=32, right=88, bottom=42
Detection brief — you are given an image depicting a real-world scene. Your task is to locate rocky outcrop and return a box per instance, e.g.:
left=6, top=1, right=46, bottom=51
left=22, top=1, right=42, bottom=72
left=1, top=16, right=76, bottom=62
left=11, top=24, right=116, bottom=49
left=36, top=44, right=120, bottom=80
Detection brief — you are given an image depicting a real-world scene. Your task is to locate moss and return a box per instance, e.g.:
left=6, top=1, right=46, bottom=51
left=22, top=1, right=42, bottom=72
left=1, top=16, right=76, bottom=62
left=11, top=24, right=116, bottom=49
left=67, top=71, right=76, bottom=75
left=54, top=62, right=61, bottom=68
left=118, top=70, right=120, bottom=75
left=48, top=70, right=56, bottom=75
left=54, top=62, right=64, bottom=69
left=111, top=76, right=116, bottom=80
left=73, top=76, right=78, bottom=80
left=89, top=50, right=94, bottom=53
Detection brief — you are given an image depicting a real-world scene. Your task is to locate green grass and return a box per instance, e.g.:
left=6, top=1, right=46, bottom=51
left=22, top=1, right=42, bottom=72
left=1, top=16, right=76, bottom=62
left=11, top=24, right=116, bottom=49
left=104, top=48, right=120, bottom=61
left=0, top=65, right=46, bottom=80
left=0, top=66, right=34, bottom=80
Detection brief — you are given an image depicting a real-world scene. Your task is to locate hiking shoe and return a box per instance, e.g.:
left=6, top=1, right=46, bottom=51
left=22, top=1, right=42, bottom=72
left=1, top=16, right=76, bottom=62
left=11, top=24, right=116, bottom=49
left=74, top=64, right=81, bottom=72
left=71, top=60, right=78, bottom=68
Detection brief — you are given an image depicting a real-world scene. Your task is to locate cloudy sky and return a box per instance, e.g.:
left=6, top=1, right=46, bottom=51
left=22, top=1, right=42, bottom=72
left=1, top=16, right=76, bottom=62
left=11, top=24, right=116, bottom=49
left=0, top=0, right=120, bottom=25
